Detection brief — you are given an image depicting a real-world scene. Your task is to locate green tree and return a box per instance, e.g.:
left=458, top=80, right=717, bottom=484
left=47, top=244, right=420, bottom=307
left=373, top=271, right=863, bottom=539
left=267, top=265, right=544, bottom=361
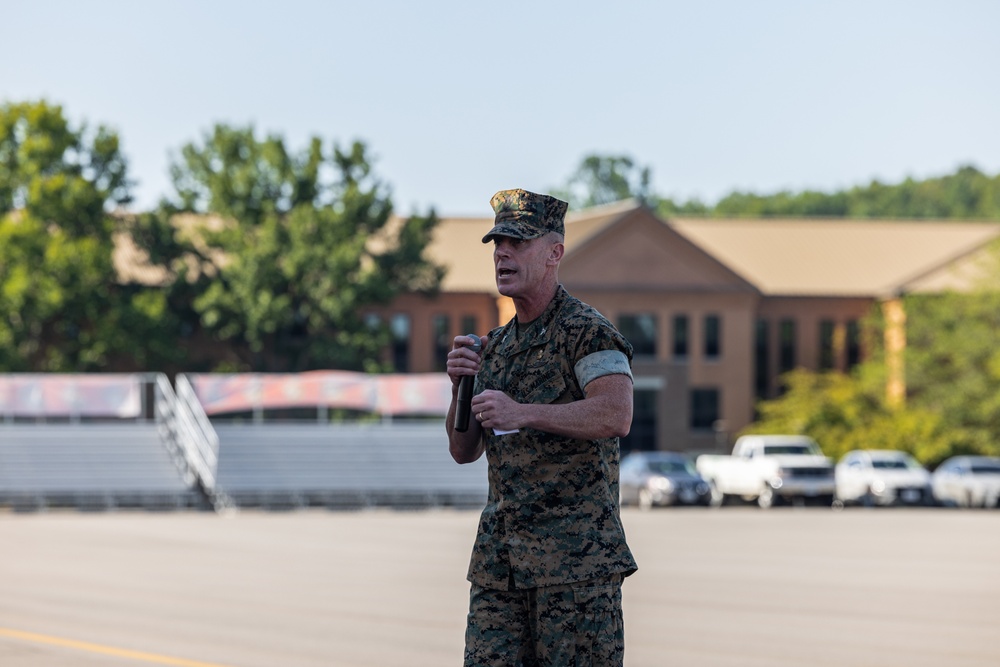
left=745, top=248, right=1000, bottom=466
left=743, top=367, right=960, bottom=465
left=902, top=288, right=1000, bottom=456
left=0, top=100, right=173, bottom=371
left=655, top=195, right=710, bottom=217
left=707, top=165, right=1000, bottom=219
left=554, top=154, right=654, bottom=209
left=713, top=189, right=851, bottom=217
left=156, top=124, right=444, bottom=372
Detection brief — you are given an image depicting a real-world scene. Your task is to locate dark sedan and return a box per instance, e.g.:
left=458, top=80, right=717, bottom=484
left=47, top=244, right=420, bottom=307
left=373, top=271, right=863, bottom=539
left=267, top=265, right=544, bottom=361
left=620, top=451, right=711, bottom=509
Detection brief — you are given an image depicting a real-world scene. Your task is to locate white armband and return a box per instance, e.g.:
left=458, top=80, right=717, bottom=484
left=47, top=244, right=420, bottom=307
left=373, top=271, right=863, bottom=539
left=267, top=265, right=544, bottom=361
left=574, top=350, right=632, bottom=389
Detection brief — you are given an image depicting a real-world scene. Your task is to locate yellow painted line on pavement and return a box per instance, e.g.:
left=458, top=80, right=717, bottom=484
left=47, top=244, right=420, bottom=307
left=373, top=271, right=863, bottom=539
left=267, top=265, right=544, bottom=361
left=0, top=627, right=237, bottom=667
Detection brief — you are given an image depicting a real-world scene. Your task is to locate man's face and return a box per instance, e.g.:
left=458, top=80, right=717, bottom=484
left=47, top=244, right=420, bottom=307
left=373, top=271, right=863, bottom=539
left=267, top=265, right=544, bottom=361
left=492, top=234, right=559, bottom=298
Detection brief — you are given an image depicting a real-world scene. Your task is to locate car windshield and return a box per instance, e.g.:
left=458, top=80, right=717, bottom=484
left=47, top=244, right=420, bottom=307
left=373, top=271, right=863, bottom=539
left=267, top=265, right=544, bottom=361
left=648, top=459, right=696, bottom=475
left=872, top=458, right=916, bottom=470
left=970, top=462, right=1000, bottom=474
left=763, top=444, right=819, bottom=456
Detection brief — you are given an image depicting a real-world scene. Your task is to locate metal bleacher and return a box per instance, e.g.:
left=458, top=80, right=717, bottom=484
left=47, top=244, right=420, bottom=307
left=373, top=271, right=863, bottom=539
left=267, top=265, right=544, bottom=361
left=0, top=373, right=218, bottom=512
left=1, top=372, right=488, bottom=512
left=214, top=421, right=488, bottom=510
left=0, top=423, right=203, bottom=511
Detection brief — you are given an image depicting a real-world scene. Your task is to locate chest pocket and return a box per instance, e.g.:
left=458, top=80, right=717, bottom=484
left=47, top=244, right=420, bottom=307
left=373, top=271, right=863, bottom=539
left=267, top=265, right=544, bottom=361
left=519, top=371, right=569, bottom=405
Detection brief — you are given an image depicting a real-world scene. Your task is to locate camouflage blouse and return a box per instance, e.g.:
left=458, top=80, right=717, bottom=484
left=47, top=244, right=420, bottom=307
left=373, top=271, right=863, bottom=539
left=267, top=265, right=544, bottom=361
left=468, top=286, right=638, bottom=590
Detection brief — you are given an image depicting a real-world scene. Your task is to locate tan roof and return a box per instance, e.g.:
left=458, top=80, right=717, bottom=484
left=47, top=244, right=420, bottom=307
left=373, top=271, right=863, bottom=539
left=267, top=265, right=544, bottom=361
left=112, top=230, right=171, bottom=285
left=111, top=213, right=230, bottom=286
left=110, top=204, right=1000, bottom=299
left=427, top=217, right=499, bottom=293
left=564, top=199, right=641, bottom=247
left=897, top=238, right=1000, bottom=294
left=669, top=217, right=1000, bottom=297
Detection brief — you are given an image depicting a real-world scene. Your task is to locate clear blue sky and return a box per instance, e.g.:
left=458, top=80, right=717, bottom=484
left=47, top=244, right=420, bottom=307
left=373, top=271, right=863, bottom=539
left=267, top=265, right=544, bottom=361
left=5, top=0, right=999, bottom=216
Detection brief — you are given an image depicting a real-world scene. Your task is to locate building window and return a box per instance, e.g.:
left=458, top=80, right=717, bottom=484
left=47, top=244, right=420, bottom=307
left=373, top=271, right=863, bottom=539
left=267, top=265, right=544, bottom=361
left=619, top=313, right=657, bottom=358
left=390, top=314, right=410, bottom=372
left=754, top=318, right=770, bottom=399
left=690, top=388, right=720, bottom=430
left=846, top=320, right=861, bottom=368
left=431, top=314, right=451, bottom=372
left=672, top=315, right=689, bottom=359
left=819, top=319, right=835, bottom=370
left=621, top=388, right=657, bottom=453
left=460, top=315, right=478, bottom=338
left=364, top=313, right=385, bottom=364
left=779, top=319, right=796, bottom=373
left=704, top=314, right=721, bottom=359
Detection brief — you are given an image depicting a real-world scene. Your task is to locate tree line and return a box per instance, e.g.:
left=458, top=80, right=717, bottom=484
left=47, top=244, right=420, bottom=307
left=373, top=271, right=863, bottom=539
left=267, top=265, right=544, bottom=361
left=554, top=153, right=1000, bottom=219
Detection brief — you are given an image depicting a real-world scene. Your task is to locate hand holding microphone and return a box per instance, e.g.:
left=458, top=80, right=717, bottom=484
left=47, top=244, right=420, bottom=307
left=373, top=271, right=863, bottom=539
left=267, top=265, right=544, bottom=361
left=453, top=334, right=482, bottom=432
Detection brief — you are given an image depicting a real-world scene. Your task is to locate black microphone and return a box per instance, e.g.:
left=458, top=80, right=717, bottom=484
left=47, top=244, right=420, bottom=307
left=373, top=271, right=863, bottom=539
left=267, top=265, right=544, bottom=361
left=453, top=334, right=482, bottom=432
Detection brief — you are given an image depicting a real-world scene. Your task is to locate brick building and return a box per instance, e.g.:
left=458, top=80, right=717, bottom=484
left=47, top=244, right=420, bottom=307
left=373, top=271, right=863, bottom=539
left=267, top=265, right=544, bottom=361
left=368, top=200, right=1000, bottom=453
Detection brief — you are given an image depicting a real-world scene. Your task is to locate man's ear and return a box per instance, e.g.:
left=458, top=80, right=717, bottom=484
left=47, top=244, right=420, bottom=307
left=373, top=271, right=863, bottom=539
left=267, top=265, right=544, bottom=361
left=549, top=242, right=565, bottom=264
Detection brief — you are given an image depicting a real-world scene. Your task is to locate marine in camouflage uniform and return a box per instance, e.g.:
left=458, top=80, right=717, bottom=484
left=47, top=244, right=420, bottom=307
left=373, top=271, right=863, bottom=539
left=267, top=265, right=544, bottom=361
left=447, top=189, right=637, bottom=666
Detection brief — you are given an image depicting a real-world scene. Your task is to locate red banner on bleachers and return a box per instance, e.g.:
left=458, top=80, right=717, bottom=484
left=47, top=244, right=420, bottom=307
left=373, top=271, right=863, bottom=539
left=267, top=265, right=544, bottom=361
left=0, top=374, right=142, bottom=418
left=188, top=371, right=452, bottom=417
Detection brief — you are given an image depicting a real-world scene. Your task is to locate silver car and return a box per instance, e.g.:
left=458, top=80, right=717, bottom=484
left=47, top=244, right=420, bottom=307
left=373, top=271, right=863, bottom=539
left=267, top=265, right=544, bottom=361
left=931, top=456, right=1000, bottom=508
left=835, top=449, right=933, bottom=506
left=620, top=451, right=711, bottom=509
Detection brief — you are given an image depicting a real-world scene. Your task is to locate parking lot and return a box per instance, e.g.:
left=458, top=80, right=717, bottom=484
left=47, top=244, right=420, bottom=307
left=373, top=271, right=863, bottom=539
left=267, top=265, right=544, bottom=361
left=1, top=507, right=998, bottom=667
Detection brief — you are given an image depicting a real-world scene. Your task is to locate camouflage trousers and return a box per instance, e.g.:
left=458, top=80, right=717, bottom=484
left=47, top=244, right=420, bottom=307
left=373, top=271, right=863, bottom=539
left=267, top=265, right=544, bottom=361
left=463, top=574, right=624, bottom=667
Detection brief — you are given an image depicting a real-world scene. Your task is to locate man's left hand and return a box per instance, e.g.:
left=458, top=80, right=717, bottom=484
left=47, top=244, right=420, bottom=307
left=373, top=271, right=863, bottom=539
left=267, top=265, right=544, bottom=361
left=470, top=390, right=522, bottom=431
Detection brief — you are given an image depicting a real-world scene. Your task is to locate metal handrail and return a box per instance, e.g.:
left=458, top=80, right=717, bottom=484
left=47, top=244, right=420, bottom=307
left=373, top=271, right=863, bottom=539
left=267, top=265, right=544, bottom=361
left=154, top=373, right=219, bottom=494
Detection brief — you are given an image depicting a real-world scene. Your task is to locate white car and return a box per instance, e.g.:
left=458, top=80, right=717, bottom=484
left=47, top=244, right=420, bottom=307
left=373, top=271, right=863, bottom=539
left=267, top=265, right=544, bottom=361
left=835, top=450, right=933, bottom=506
left=931, top=456, right=1000, bottom=508
left=696, top=435, right=835, bottom=508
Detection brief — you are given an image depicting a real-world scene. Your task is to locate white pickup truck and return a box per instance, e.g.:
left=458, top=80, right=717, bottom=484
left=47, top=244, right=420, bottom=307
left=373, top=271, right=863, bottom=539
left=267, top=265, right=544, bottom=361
left=696, top=434, right=836, bottom=508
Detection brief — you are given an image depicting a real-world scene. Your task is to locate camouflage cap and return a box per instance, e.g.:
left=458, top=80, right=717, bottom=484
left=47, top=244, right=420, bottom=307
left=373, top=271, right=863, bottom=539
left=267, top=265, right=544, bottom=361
left=482, top=189, right=568, bottom=243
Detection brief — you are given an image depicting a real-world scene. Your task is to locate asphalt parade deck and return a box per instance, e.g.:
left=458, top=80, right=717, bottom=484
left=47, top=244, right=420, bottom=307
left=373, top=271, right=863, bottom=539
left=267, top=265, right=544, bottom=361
left=1, top=507, right=998, bottom=666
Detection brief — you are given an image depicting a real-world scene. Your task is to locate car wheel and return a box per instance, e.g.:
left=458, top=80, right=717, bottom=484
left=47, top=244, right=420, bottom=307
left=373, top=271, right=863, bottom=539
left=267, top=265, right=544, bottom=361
left=708, top=481, right=725, bottom=508
left=638, top=488, right=654, bottom=511
left=758, top=484, right=776, bottom=509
